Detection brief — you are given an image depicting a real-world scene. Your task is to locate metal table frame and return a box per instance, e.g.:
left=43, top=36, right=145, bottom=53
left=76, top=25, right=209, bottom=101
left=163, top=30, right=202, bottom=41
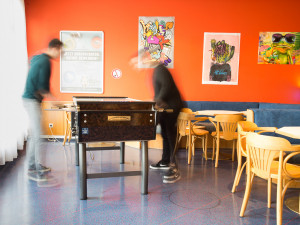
left=75, top=140, right=149, bottom=200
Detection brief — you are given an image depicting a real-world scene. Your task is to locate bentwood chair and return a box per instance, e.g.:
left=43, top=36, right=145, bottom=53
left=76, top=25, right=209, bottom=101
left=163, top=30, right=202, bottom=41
left=181, top=108, right=207, bottom=150
left=174, top=112, right=209, bottom=164
left=209, top=114, right=244, bottom=167
left=231, top=121, right=277, bottom=196
left=63, top=111, right=72, bottom=146
left=240, top=132, right=300, bottom=225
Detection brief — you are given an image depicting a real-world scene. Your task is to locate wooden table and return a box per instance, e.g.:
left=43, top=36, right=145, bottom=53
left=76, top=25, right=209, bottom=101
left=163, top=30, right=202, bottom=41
left=276, top=126, right=300, bottom=215
left=276, top=127, right=300, bottom=139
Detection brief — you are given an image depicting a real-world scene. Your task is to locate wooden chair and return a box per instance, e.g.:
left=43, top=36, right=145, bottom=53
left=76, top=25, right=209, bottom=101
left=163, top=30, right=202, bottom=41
left=240, top=132, right=300, bottom=225
left=232, top=121, right=277, bottom=194
left=63, top=111, right=72, bottom=146
left=181, top=107, right=206, bottom=150
left=174, top=112, right=209, bottom=164
left=209, top=114, right=244, bottom=167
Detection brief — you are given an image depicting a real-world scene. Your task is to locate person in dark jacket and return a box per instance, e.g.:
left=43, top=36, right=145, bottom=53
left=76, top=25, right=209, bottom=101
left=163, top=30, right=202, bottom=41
left=22, top=39, right=63, bottom=184
left=130, top=51, right=185, bottom=183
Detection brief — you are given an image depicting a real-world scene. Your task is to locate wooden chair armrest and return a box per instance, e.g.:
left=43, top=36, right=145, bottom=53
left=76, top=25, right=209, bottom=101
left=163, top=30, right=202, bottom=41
left=290, top=145, right=300, bottom=150
left=283, top=151, right=300, bottom=179
left=208, top=117, right=217, bottom=129
left=240, top=135, right=247, bottom=156
left=192, top=117, right=209, bottom=125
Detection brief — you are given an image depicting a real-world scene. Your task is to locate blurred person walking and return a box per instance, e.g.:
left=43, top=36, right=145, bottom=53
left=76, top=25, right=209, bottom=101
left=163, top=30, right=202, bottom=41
left=22, top=39, right=63, bottom=184
left=130, top=51, right=185, bottom=183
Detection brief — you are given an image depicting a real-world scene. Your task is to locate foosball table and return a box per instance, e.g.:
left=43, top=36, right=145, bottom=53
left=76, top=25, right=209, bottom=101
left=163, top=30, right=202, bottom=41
left=72, top=96, right=157, bottom=200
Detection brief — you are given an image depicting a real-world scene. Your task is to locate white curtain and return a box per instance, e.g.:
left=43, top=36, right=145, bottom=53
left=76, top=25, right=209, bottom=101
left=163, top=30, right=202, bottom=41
left=0, top=0, right=28, bottom=165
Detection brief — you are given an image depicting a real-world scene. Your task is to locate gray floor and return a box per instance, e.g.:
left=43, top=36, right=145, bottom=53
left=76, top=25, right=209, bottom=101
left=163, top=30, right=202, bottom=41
left=0, top=140, right=299, bottom=225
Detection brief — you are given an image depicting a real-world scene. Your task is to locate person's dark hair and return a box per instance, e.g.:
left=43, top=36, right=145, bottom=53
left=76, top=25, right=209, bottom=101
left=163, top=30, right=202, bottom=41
left=48, top=38, right=63, bottom=48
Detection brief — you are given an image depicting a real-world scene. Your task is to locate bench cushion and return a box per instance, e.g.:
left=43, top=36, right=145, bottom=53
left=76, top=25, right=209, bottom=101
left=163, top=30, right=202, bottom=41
left=186, top=101, right=259, bottom=112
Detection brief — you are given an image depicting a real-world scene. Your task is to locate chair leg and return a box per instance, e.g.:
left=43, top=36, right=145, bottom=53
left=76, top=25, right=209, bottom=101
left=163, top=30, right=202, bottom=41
left=192, top=136, right=195, bottom=156
left=63, top=126, right=69, bottom=146
left=68, top=127, right=72, bottom=143
left=201, top=136, right=205, bottom=160
left=268, top=178, right=272, bottom=208
left=232, top=140, right=235, bottom=161
left=215, top=137, right=220, bottom=168
left=240, top=171, right=253, bottom=217
left=277, top=177, right=283, bottom=225
left=276, top=164, right=283, bottom=225
left=237, top=162, right=247, bottom=185
left=212, top=137, right=215, bottom=160
left=188, top=133, right=192, bottom=164
left=232, top=151, right=243, bottom=193
left=204, top=134, right=208, bottom=160
left=185, top=136, right=189, bottom=150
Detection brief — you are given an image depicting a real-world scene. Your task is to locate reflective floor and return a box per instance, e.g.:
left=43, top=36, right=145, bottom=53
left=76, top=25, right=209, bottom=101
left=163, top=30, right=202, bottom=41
left=0, top=140, right=299, bottom=225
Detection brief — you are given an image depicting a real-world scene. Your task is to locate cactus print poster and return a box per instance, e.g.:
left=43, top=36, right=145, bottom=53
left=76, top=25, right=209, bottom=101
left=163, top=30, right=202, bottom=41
left=202, top=33, right=240, bottom=85
left=258, top=32, right=300, bottom=65
left=138, top=16, right=174, bottom=68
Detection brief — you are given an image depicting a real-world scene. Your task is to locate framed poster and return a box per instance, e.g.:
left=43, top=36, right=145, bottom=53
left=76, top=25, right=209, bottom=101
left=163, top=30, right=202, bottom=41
left=138, top=16, right=175, bottom=68
left=202, top=33, right=240, bottom=85
left=258, top=32, right=300, bottom=65
left=60, top=31, right=104, bottom=93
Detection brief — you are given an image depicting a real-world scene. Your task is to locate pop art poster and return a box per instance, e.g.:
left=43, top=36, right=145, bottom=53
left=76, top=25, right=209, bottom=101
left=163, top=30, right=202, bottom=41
left=202, top=33, right=240, bottom=85
left=258, top=32, right=300, bottom=65
left=138, top=16, right=174, bottom=68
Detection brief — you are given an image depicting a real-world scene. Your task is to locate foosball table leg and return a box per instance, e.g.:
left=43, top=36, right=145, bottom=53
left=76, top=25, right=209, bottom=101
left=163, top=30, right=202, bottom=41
left=141, top=141, right=148, bottom=195
left=79, top=143, right=87, bottom=200
left=120, top=142, right=125, bottom=164
left=75, top=140, right=79, bottom=166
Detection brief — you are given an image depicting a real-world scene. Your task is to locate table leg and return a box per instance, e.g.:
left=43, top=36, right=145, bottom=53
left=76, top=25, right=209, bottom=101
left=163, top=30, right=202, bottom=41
left=75, top=140, right=79, bottom=166
left=79, top=143, right=87, bottom=200
left=141, top=141, right=148, bottom=195
left=120, top=142, right=125, bottom=164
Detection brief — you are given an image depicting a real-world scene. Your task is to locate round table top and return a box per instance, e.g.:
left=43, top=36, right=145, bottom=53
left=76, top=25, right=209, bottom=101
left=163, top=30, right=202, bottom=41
left=276, top=127, right=300, bottom=139
left=196, top=110, right=246, bottom=116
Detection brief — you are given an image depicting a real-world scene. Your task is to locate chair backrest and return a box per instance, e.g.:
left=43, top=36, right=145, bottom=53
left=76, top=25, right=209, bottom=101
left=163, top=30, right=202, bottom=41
left=214, top=114, right=244, bottom=140
left=246, top=132, right=290, bottom=179
left=238, top=121, right=258, bottom=155
left=238, top=121, right=258, bottom=132
left=177, top=112, right=195, bottom=136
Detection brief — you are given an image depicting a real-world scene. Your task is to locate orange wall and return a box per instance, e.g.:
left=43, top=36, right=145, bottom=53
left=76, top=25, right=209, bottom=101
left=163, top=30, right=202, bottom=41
left=24, top=0, right=300, bottom=104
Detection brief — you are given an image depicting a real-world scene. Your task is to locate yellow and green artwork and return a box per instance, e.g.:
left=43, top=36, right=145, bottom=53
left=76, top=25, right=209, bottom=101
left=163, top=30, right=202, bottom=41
left=258, top=32, right=300, bottom=65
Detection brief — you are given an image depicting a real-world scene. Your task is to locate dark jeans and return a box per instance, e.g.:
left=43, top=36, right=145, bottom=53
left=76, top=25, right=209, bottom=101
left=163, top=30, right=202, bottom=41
left=158, top=110, right=179, bottom=164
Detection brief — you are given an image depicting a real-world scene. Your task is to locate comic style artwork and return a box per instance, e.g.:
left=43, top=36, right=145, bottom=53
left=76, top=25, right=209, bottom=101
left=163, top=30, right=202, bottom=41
left=202, top=33, right=240, bottom=85
left=138, top=17, right=175, bottom=68
left=258, top=32, right=300, bottom=65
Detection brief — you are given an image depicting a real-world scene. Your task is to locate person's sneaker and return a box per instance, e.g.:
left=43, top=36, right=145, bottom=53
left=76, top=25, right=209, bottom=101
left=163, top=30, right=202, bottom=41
left=27, top=172, right=54, bottom=182
left=28, top=164, right=51, bottom=173
left=163, top=168, right=178, bottom=179
left=163, top=172, right=181, bottom=183
left=38, top=178, right=59, bottom=188
left=149, top=161, right=170, bottom=170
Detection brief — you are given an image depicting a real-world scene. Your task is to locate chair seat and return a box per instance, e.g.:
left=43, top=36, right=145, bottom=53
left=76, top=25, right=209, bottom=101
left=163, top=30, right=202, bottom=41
left=211, top=131, right=238, bottom=139
left=186, top=128, right=209, bottom=136
left=270, top=161, right=300, bottom=177
left=185, top=128, right=209, bottom=136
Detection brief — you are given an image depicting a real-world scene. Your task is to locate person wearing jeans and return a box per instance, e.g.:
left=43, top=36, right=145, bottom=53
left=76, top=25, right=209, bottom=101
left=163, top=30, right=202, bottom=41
left=22, top=39, right=62, bottom=183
